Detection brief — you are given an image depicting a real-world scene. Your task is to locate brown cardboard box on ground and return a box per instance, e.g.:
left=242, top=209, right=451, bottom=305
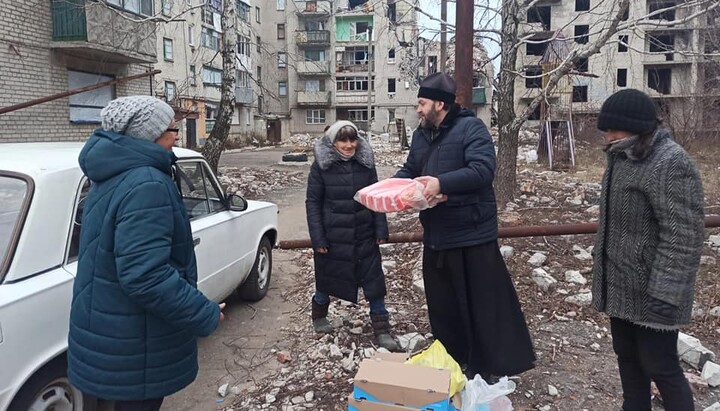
left=351, top=358, right=451, bottom=411
left=369, top=352, right=411, bottom=363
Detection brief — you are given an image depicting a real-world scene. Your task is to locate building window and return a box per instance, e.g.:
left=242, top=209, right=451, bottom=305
left=201, top=5, right=214, bottom=25
left=105, top=0, right=153, bottom=16
left=649, top=33, right=674, bottom=53
left=257, top=66, right=262, bottom=82
left=388, top=108, right=395, bottom=122
left=256, top=36, right=262, bottom=52
left=278, top=81, right=287, bottom=96
left=388, top=48, right=396, bottom=63
left=161, top=0, right=171, bottom=15
left=163, top=38, right=173, bottom=61
left=257, top=96, right=263, bottom=113
left=648, top=68, right=672, bottom=94
left=305, top=49, right=326, bottom=61
left=205, top=104, right=217, bottom=133
left=237, top=35, right=251, bottom=56
left=527, top=6, right=551, bottom=31
left=189, top=64, right=197, bottom=86
left=528, top=104, right=541, bottom=120
left=164, top=81, right=176, bottom=103
left=237, top=70, right=249, bottom=87
left=277, top=24, right=286, bottom=39
left=278, top=52, right=287, bottom=68
left=188, top=26, right=194, bottom=46
left=387, top=78, right=396, bottom=93
left=277, top=0, right=285, bottom=10
left=526, top=41, right=548, bottom=56
left=572, top=85, right=588, bottom=102
left=67, top=70, right=114, bottom=123
left=621, top=6, right=629, bottom=20
left=388, top=2, right=397, bottom=22
left=649, top=1, right=675, bottom=20
left=525, top=66, right=542, bottom=88
left=201, top=27, right=220, bottom=50
left=256, top=6, right=260, bottom=23
left=575, top=57, right=588, bottom=73
left=428, top=55, right=438, bottom=74
left=336, top=76, right=373, bottom=91
left=575, top=0, right=590, bottom=12
left=306, top=109, right=326, bottom=124
left=575, top=25, right=589, bottom=44
left=202, top=66, right=223, bottom=86
left=237, top=0, right=250, bottom=22
left=618, top=35, right=629, bottom=52
left=617, top=68, right=627, bottom=87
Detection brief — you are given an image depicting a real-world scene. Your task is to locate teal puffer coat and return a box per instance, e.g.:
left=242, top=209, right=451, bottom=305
left=68, top=129, right=220, bottom=400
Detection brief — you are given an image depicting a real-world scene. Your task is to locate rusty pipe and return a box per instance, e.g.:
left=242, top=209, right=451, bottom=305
left=277, top=215, right=720, bottom=250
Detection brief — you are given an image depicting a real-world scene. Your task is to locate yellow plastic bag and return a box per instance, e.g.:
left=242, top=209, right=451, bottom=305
left=405, top=340, right=466, bottom=396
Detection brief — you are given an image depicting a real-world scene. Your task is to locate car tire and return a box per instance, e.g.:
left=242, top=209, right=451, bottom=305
left=8, top=357, right=90, bottom=411
left=237, top=236, right=272, bottom=301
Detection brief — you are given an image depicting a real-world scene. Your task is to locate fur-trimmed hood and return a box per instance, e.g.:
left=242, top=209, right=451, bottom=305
left=313, top=131, right=376, bottom=170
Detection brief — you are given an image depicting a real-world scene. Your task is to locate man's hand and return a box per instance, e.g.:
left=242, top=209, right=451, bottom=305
left=315, top=247, right=329, bottom=254
left=415, top=176, right=442, bottom=202
left=376, top=238, right=387, bottom=245
left=219, top=302, right=226, bottom=322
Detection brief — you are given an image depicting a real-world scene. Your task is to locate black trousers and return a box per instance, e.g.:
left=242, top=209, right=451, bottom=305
left=610, top=317, right=694, bottom=411
left=422, top=242, right=535, bottom=377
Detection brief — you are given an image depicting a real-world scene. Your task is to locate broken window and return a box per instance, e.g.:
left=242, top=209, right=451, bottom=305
left=525, top=66, right=542, bottom=88
left=648, top=68, right=672, bottom=95
left=526, top=41, right=548, bottom=56
left=649, top=33, right=674, bottom=52
left=388, top=78, right=396, bottom=93
left=575, top=25, right=589, bottom=44
left=349, top=0, right=368, bottom=9
left=621, top=6, right=629, bottom=21
left=388, top=48, right=396, bottom=63
left=527, top=6, right=551, bottom=31
left=575, top=58, right=589, bottom=73
left=68, top=70, right=114, bottom=123
left=618, top=35, right=629, bottom=52
left=428, top=56, right=438, bottom=74
left=649, top=1, right=676, bottom=21
left=528, top=104, right=541, bottom=120
left=572, top=85, right=588, bottom=102
left=575, top=0, right=590, bottom=12
left=617, top=68, right=627, bottom=87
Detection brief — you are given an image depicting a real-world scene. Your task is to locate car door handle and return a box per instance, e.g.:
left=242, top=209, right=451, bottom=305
left=193, top=237, right=201, bottom=247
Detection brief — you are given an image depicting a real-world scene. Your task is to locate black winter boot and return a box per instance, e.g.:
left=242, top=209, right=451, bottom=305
left=370, top=313, right=400, bottom=352
left=311, top=299, right=333, bottom=334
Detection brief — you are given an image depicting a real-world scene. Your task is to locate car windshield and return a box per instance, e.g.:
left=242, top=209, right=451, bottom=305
left=0, top=176, right=28, bottom=273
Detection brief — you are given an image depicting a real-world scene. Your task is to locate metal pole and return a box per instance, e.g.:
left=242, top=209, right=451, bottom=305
left=440, top=0, right=447, bottom=71
left=454, top=0, right=474, bottom=108
left=366, top=25, right=373, bottom=137
left=277, top=215, right=720, bottom=249
left=0, top=70, right=162, bottom=115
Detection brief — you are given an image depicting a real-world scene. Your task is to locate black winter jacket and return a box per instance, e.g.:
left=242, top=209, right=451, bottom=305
left=395, top=105, right=497, bottom=250
left=306, top=136, right=389, bottom=303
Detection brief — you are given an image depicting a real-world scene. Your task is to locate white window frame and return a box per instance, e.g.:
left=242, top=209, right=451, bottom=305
left=387, top=48, right=396, bottom=64
left=256, top=6, right=260, bottom=23
left=278, top=52, right=287, bottom=68
left=164, top=81, right=176, bottom=102
left=278, top=81, right=287, bottom=97
left=277, top=0, right=285, bottom=10
left=163, top=38, right=173, bottom=61
left=161, top=0, right=172, bottom=15
left=202, top=66, right=223, bottom=86
left=188, top=25, right=194, bottom=46
left=106, top=0, right=153, bottom=16
left=306, top=109, right=326, bottom=124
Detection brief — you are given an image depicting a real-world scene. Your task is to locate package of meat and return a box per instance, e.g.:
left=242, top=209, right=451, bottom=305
left=354, top=178, right=435, bottom=213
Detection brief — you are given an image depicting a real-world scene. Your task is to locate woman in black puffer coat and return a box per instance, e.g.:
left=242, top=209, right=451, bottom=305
left=305, top=120, right=398, bottom=351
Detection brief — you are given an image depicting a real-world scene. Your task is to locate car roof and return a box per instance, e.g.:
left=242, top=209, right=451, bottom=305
left=0, top=142, right=204, bottom=177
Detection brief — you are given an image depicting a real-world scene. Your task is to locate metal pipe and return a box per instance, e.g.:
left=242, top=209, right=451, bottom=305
left=0, top=70, right=162, bottom=115
left=454, top=0, right=474, bottom=108
left=277, top=215, right=720, bottom=250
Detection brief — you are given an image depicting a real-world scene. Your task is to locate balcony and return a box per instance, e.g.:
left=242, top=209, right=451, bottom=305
left=472, top=87, right=487, bottom=105
left=235, top=87, right=254, bottom=105
left=336, top=62, right=374, bottom=74
left=297, top=60, right=331, bottom=76
left=295, top=30, right=331, bottom=47
left=51, top=0, right=156, bottom=63
left=335, top=91, right=375, bottom=106
left=297, top=91, right=332, bottom=106
left=643, top=52, right=693, bottom=65
left=295, top=0, right=331, bottom=17
left=237, top=54, right=253, bottom=72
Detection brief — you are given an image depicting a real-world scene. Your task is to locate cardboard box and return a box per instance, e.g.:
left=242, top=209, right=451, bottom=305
left=352, top=359, right=451, bottom=411
left=348, top=394, right=420, bottom=411
left=370, top=352, right=411, bottom=363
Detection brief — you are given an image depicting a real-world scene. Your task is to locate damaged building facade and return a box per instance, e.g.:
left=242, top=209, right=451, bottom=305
left=515, top=0, right=720, bottom=140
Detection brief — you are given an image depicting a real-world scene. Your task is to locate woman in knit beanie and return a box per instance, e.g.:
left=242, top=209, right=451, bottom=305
left=68, top=96, right=224, bottom=410
left=305, top=121, right=399, bottom=351
left=592, top=89, right=704, bottom=410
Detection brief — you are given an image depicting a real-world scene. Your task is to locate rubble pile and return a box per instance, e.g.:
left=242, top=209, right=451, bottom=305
left=218, top=166, right=306, bottom=199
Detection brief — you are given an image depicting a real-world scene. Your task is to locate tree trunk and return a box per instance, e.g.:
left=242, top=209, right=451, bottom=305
left=203, top=0, right=236, bottom=173
left=495, top=0, right=521, bottom=206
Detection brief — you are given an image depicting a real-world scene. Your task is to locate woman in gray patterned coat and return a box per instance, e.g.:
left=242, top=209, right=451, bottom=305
left=592, top=89, right=704, bottom=410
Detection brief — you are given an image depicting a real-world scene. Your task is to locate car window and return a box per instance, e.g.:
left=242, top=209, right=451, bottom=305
left=67, top=179, right=91, bottom=263
left=176, top=161, right=226, bottom=219
left=0, top=176, right=30, bottom=276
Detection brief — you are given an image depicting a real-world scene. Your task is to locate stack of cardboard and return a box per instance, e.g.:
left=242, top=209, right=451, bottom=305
left=347, top=353, right=453, bottom=411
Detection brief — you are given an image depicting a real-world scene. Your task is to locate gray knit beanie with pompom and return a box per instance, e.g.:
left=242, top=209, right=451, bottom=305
left=100, top=96, right=175, bottom=142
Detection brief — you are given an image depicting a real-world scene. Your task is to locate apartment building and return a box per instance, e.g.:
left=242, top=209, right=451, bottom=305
left=515, top=0, right=720, bottom=139
left=0, top=0, right=156, bottom=143
left=420, top=36, right=495, bottom=128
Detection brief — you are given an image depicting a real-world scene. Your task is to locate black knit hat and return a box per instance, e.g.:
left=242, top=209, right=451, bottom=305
left=597, top=89, right=658, bottom=134
left=418, top=72, right=456, bottom=105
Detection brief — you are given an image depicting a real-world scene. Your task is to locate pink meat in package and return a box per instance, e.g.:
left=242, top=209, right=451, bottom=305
left=354, top=178, right=437, bottom=213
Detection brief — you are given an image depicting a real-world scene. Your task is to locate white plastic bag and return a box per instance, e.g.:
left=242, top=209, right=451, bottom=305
left=461, top=375, right=516, bottom=411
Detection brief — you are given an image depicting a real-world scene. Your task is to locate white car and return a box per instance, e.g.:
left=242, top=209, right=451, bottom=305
left=0, top=143, right=278, bottom=411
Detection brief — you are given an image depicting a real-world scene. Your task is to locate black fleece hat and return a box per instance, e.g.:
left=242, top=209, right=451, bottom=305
left=418, top=72, right=456, bottom=105
left=597, top=89, right=658, bottom=134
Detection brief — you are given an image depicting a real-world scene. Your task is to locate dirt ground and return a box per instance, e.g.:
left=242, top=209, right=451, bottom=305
left=201, top=136, right=720, bottom=411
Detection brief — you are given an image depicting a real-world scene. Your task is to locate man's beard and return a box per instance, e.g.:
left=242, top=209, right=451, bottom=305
left=420, top=107, right=440, bottom=128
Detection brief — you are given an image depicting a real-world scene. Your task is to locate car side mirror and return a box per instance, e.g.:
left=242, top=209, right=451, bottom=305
left=227, top=193, right=248, bottom=212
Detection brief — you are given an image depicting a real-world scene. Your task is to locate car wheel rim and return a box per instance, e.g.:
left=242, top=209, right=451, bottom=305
left=257, top=247, right=270, bottom=290
left=29, top=378, right=82, bottom=411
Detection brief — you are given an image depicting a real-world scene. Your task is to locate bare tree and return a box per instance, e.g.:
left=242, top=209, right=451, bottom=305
left=202, top=0, right=237, bottom=173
